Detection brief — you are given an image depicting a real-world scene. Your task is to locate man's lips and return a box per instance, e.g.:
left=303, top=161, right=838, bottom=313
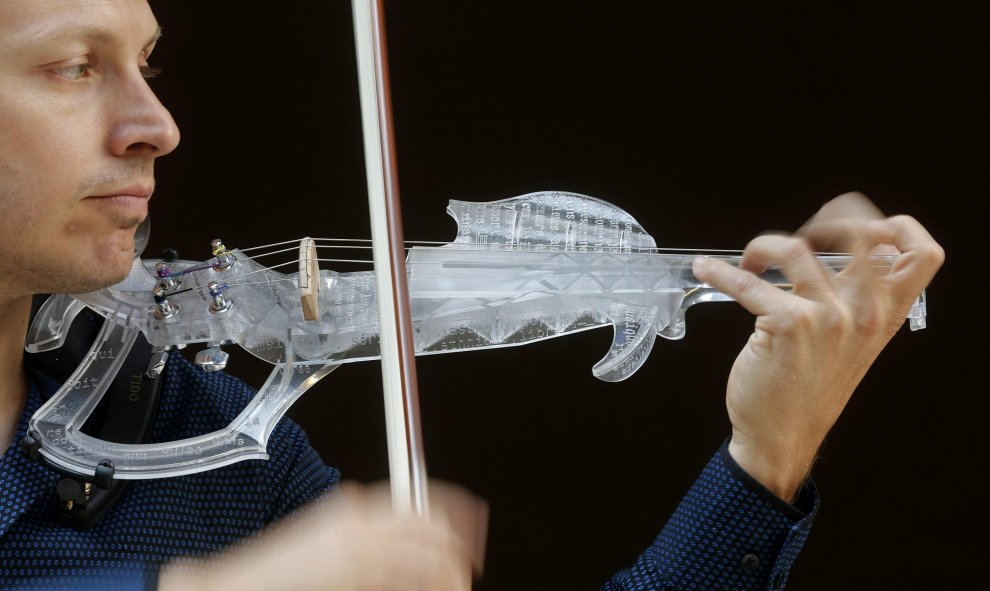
left=84, top=186, right=153, bottom=218
left=85, top=185, right=154, bottom=200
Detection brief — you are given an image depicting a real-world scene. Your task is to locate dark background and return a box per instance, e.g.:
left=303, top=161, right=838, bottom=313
left=146, top=1, right=985, bottom=589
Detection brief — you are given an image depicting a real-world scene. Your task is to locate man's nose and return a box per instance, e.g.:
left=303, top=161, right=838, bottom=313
left=107, top=75, right=181, bottom=158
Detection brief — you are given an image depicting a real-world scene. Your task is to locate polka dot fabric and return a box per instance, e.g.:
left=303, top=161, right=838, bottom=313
left=2, top=355, right=817, bottom=590
left=1, top=354, right=339, bottom=590
left=602, top=442, right=818, bottom=590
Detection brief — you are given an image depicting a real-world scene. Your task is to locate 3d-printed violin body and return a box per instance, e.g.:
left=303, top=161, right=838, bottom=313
left=23, top=191, right=927, bottom=482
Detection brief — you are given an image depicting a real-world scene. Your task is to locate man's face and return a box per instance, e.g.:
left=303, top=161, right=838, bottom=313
left=0, top=0, right=178, bottom=297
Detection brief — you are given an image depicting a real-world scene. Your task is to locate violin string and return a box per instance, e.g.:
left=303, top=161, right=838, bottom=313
left=238, top=254, right=897, bottom=281
left=174, top=267, right=901, bottom=302
left=170, top=246, right=302, bottom=278
left=216, top=237, right=447, bottom=257
left=174, top=258, right=369, bottom=296
left=355, top=266, right=897, bottom=280
left=291, top=255, right=897, bottom=271
left=309, top=238, right=873, bottom=258
left=305, top=257, right=895, bottom=269
left=236, top=238, right=306, bottom=253
left=172, top=242, right=364, bottom=281
left=312, top=237, right=750, bottom=252
left=170, top=260, right=222, bottom=276
left=189, top=230, right=891, bottom=259
left=313, top=237, right=441, bottom=245
left=172, top=244, right=734, bottom=280
left=192, top=235, right=873, bottom=259
left=163, top=232, right=899, bottom=296
left=239, top=245, right=302, bottom=259
left=310, top=238, right=753, bottom=255
left=238, top=242, right=404, bottom=261
left=174, top=258, right=403, bottom=298
left=172, top=257, right=896, bottom=297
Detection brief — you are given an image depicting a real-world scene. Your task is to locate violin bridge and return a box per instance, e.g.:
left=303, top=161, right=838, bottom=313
left=299, top=237, right=320, bottom=321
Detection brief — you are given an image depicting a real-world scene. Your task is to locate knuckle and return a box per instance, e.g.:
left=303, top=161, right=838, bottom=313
left=774, top=302, right=823, bottom=335
left=835, top=190, right=869, bottom=202
left=781, top=237, right=812, bottom=263
left=853, top=296, right=886, bottom=334
left=818, top=304, right=849, bottom=334
left=732, top=269, right=763, bottom=296
left=922, top=242, right=946, bottom=268
left=896, top=245, right=945, bottom=276
left=888, top=213, right=915, bottom=226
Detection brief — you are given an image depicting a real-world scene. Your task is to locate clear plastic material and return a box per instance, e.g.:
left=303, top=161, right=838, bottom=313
left=28, top=310, right=337, bottom=480
left=26, top=191, right=927, bottom=479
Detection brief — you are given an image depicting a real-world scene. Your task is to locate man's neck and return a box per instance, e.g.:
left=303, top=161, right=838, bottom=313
left=0, top=295, right=31, bottom=450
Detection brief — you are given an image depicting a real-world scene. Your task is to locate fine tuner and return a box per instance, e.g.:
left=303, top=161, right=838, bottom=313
left=21, top=191, right=927, bottom=483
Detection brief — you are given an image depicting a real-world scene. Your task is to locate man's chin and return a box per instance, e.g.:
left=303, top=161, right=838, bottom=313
left=63, top=262, right=133, bottom=295
left=77, top=232, right=139, bottom=291
left=21, top=230, right=140, bottom=296
left=105, top=255, right=136, bottom=285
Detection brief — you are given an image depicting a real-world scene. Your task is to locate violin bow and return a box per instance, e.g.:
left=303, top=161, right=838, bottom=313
left=351, top=0, right=429, bottom=516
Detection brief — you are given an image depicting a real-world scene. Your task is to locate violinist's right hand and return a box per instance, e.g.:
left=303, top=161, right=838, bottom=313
left=158, top=480, right=488, bottom=591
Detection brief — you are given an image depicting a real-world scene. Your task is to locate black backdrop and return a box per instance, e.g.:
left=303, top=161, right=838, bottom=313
left=145, top=1, right=985, bottom=589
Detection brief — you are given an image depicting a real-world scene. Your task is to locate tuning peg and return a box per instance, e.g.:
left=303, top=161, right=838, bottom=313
left=208, top=281, right=233, bottom=314
left=211, top=239, right=236, bottom=271
left=155, top=260, right=181, bottom=291
left=146, top=346, right=170, bottom=378
left=194, top=345, right=229, bottom=372
left=152, top=286, right=179, bottom=319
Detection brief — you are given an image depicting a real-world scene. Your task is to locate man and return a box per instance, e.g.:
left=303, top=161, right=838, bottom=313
left=0, top=1, right=944, bottom=590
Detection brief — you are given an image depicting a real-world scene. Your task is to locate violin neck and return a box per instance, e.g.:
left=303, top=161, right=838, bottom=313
left=406, top=247, right=895, bottom=296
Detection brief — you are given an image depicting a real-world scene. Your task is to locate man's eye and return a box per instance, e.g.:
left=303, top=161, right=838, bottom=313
left=140, top=65, right=163, bottom=80
left=52, top=63, right=91, bottom=81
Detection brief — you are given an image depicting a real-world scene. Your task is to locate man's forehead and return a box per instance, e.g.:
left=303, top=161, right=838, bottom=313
left=0, top=0, right=159, bottom=50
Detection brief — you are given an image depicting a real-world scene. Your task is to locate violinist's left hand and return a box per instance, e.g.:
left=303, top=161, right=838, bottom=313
left=691, top=192, right=944, bottom=502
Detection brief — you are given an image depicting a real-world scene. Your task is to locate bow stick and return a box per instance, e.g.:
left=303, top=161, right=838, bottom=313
left=351, top=0, right=429, bottom=516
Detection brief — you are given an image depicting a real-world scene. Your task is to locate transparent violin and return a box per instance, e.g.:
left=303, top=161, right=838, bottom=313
left=23, top=191, right=928, bottom=482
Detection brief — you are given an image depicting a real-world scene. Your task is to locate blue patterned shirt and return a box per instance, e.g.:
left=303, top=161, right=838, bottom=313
left=1, top=355, right=339, bottom=590
left=603, top=442, right=817, bottom=590
left=1, top=354, right=816, bottom=590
